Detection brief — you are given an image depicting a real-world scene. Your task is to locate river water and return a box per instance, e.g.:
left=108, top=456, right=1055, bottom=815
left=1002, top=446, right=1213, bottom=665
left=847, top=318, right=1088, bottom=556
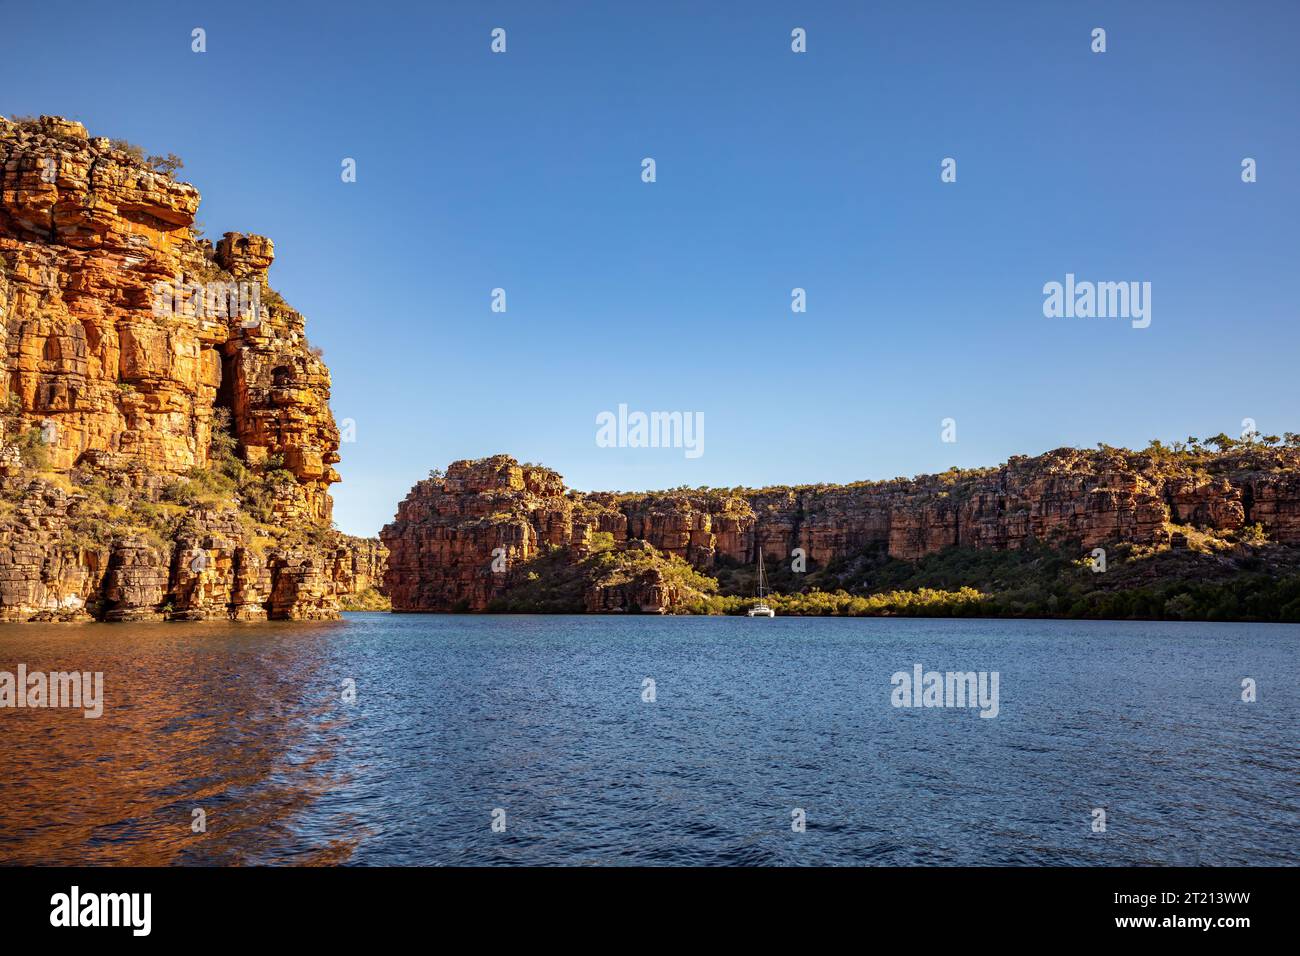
left=1, top=613, right=1296, bottom=865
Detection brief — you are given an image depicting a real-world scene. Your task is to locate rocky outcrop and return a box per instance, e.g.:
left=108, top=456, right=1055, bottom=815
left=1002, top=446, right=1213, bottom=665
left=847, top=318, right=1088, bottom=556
left=382, top=446, right=1300, bottom=612
left=0, top=477, right=386, bottom=623
left=582, top=539, right=702, bottom=613
left=381, top=456, right=574, bottom=612
left=326, top=535, right=387, bottom=600
left=0, top=115, right=382, bottom=621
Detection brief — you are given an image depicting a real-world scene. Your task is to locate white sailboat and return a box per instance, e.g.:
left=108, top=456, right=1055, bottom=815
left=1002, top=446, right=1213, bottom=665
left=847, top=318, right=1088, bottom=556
left=746, top=546, right=776, bottom=617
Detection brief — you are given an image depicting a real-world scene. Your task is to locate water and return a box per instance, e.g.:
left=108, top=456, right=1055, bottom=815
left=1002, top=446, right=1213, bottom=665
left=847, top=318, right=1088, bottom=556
left=0, top=614, right=1296, bottom=866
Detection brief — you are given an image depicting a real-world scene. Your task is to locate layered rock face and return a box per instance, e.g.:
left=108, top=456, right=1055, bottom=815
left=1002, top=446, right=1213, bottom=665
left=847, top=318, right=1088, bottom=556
left=382, top=447, right=1300, bottom=612
left=0, top=115, right=337, bottom=519
left=382, top=456, right=575, bottom=612
left=0, top=115, right=383, bottom=621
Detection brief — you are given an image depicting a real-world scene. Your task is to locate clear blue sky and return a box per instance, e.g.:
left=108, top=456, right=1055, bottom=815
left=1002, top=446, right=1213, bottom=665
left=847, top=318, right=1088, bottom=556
left=4, top=1, right=1297, bottom=536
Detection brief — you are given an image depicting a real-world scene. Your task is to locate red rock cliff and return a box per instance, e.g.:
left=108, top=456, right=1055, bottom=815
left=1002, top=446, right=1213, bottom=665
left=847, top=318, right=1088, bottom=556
left=0, top=115, right=384, bottom=621
left=381, top=446, right=1300, bottom=612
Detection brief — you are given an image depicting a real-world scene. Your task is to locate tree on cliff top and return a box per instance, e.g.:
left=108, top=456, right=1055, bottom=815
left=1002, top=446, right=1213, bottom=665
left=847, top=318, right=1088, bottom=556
left=106, top=138, right=183, bottom=179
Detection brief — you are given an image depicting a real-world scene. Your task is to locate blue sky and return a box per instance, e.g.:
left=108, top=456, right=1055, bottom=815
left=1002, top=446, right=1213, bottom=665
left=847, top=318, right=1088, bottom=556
left=4, top=1, right=1298, bottom=536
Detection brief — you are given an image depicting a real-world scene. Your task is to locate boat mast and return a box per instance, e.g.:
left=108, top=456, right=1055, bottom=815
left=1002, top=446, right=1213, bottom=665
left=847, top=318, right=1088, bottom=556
left=756, top=545, right=767, bottom=599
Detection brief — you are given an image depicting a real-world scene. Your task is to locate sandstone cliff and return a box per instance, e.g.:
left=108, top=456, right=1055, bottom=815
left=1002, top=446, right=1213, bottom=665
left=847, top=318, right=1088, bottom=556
left=382, top=456, right=720, bottom=613
left=0, top=115, right=385, bottom=621
left=381, top=445, right=1300, bottom=617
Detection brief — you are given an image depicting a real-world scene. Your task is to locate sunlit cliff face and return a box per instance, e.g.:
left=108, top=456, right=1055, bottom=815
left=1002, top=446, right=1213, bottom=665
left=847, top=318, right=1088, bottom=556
left=0, top=115, right=339, bottom=524
left=0, top=117, right=384, bottom=624
left=382, top=449, right=1300, bottom=613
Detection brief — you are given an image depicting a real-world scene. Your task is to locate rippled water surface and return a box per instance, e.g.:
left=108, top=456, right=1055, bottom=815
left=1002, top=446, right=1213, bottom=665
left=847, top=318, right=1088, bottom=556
left=1, top=614, right=1297, bottom=865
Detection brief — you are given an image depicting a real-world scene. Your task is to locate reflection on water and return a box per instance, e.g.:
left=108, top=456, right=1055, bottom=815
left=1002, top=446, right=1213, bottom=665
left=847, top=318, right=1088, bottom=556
left=0, top=614, right=1297, bottom=866
left=0, top=621, right=363, bottom=865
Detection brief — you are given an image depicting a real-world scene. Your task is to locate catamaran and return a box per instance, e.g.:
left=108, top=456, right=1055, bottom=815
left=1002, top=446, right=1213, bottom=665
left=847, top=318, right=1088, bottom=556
left=747, top=547, right=776, bottom=617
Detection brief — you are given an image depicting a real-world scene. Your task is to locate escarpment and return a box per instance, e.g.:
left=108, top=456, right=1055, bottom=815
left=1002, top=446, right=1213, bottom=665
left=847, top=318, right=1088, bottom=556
left=381, top=445, right=1300, bottom=615
left=0, top=115, right=386, bottom=621
left=381, top=457, right=719, bottom=614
